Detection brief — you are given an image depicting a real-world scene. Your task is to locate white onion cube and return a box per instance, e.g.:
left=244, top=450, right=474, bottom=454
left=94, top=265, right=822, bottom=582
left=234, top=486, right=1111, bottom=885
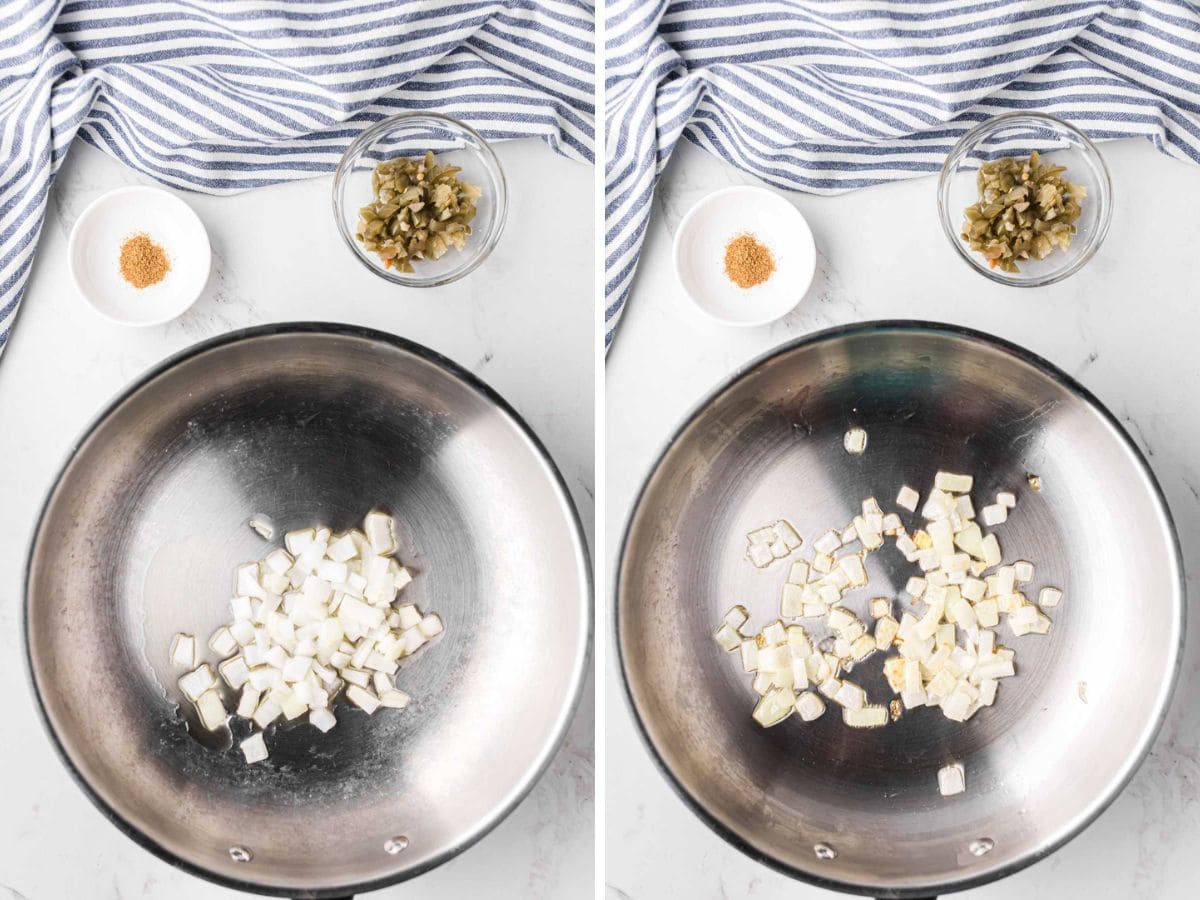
left=230, top=596, right=255, bottom=622
left=326, top=534, right=358, bottom=563
left=235, top=563, right=265, bottom=598
left=252, top=698, right=282, bottom=728
left=752, top=687, right=795, bottom=727
left=178, top=665, right=216, bottom=701
left=843, top=705, right=887, bottom=728
left=418, top=613, right=443, bottom=638
left=249, top=515, right=274, bottom=540
left=219, top=656, right=251, bottom=689
left=284, top=528, right=315, bottom=555
left=309, top=707, right=337, bottom=732
left=934, top=472, right=973, bottom=493
left=981, top=534, right=1001, bottom=567
left=279, top=691, right=309, bottom=721
left=713, top=623, right=741, bottom=651
left=938, top=762, right=966, bottom=796
left=281, top=655, right=312, bottom=683
left=240, top=732, right=269, bottom=764
left=364, top=512, right=397, bottom=556
left=402, top=628, right=427, bottom=655
left=834, top=681, right=865, bottom=710
left=795, top=692, right=826, bottom=721
left=209, top=626, right=238, bottom=657
left=237, top=686, right=261, bottom=718
left=169, top=633, right=196, bottom=668
left=981, top=503, right=1007, bottom=526
left=347, top=684, right=381, bottom=714
left=264, top=548, right=294, bottom=575
left=843, top=426, right=868, bottom=454
left=380, top=689, right=411, bottom=709
left=814, top=530, right=841, bottom=555
left=1039, top=586, right=1063, bottom=608
left=195, top=690, right=228, bottom=731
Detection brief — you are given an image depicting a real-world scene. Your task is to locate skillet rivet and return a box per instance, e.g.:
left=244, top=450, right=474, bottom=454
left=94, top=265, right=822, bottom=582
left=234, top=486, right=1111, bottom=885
left=968, top=838, right=995, bottom=857
left=384, top=835, right=410, bottom=855
left=229, top=846, right=253, bottom=863
left=813, top=842, right=837, bottom=860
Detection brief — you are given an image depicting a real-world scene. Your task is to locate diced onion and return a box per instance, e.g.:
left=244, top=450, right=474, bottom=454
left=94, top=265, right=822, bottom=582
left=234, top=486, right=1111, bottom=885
left=169, top=633, right=196, bottom=668
left=195, top=690, right=228, bottom=731
left=896, top=485, right=920, bottom=512
left=713, top=623, right=741, bottom=651
left=249, top=515, right=275, bottom=540
left=833, top=681, right=865, bottom=710
left=745, top=520, right=804, bottom=568
left=240, top=732, right=269, bottom=764
left=237, top=687, right=261, bottom=718
left=379, top=689, right=411, bottom=709
left=209, top=626, right=238, bottom=657
left=795, top=692, right=826, bottom=721
left=938, top=762, right=966, bottom=796
left=219, top=656, right=250, bottom=689
left=309, top=707, right=337, bottom=732
left=1039, top=586, right=1063, bottom=608
left=843, top=427, right=868, bottom=455
left=752, top=687, right=795, bottom=726
left=727, top=460, right=1063, bottom=798
left=934, top=471, right=973, bottom=493
left=981, top=503, right=1007, bottom=526
left=814, top=530, right=841, bottom=555
left=250, top=696, right=280, bottom=734
left=178, top=664, right=216, bottom=702
left=843, top=705, right=888, bottom=728
left=169, top=510, right=441, bottom=764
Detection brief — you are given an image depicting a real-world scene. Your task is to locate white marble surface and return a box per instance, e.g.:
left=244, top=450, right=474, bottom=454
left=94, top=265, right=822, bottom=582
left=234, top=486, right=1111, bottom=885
left=0, top=139, right=594, bottom=899
left=606, top=138, right=1200, bottom=899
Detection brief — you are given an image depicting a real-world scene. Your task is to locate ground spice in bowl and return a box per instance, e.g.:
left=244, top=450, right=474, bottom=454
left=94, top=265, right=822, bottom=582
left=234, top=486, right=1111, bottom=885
left=119, top=233, right=170, bottom=288
left=723, top=233, right=775, bottom=288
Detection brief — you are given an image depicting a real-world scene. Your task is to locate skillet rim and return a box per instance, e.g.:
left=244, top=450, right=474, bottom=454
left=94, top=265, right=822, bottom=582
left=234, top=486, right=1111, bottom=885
left=613, top=319, right=1185, bottom=898
left=22, top=321, right=594, bottom=899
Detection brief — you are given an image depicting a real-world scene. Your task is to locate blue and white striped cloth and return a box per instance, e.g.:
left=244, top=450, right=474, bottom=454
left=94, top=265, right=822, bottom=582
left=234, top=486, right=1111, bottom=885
left=605, top=0, right=1200, bottom=349
left=0, top=0, right=594, bottom=354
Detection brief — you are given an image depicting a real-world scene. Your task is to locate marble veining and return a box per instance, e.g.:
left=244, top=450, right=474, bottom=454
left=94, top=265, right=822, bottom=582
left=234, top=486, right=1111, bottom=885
left=607, top=139, right=1200, bottom=900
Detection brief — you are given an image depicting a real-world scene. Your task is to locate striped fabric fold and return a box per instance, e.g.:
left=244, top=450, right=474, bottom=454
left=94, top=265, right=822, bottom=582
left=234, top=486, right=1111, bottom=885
left=0, top=0, right=594, bottom=354
left=604, top=0, right=1200, bottom=350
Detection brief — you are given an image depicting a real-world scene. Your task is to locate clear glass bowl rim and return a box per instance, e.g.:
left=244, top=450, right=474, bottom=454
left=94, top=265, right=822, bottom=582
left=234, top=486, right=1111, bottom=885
left=936, top=111, right=1113, bottom=288
left=331, top=111, right=509, bottom=287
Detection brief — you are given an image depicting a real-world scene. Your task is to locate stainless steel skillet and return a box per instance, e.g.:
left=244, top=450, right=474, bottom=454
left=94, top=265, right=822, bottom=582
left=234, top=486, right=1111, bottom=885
left=616, top=321, right=1183, bottom=898
left=25, top=323, right=591, bottom=898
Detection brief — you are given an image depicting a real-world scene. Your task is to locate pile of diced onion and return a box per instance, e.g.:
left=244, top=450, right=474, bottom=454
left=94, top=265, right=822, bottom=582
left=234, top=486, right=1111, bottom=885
left=169, top=510, right=443, bottom=765
left=718, top=453, right=1063, bottom=794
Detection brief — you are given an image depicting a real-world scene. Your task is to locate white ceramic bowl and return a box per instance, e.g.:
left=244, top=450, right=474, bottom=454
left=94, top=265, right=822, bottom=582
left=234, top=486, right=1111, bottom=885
left=673, top=185, right=816, bottom=326
left=68, top=186, right=211, bottom=326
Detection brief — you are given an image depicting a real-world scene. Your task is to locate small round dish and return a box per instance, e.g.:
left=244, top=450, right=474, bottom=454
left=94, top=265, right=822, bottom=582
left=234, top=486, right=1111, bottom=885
left=673, top=186, right=816, bottom=327
left=68, top=186, right=211, bottom=326
left=937, top=112, right=1112, bottom=287
left=332, top=112, right=508, bottom=287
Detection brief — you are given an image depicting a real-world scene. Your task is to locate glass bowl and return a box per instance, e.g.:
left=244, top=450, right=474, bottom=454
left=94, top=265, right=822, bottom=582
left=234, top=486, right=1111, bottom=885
left=333, top=112, right=508, bottom=287
left=937, top=112, right=1111, bottom=287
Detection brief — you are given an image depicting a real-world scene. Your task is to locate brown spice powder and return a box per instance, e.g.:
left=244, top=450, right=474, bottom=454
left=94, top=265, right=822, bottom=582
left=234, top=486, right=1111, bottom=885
left=119, top=233, right=170, bottom=289
left=723, top=233, right=775, bottom=289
